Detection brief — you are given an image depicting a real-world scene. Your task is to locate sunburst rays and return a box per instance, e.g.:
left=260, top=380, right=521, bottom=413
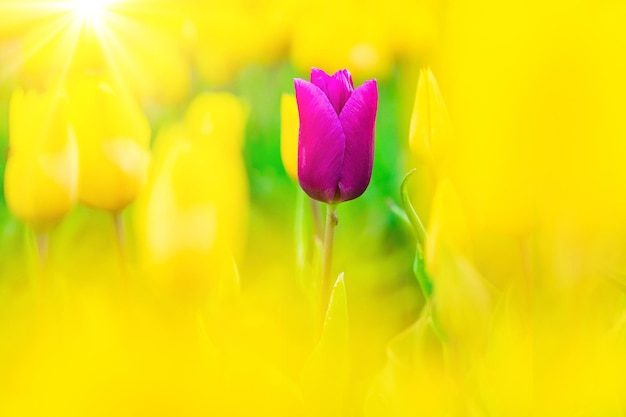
left=0, top=0, right=189, bottom=103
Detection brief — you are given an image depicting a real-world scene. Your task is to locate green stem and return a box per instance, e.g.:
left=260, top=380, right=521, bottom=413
left=295, top=189, right=306, bottom=273
left=310, top=198, right=324, bottom=245
left=320, top=203, right=338, bottom=323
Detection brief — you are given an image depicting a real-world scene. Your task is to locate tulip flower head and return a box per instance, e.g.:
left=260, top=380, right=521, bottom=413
left=67, top=73, right=151, bottom=212
left=4, top=88, right=78, bottom=230
left=295, top=68, right=377, bottom=203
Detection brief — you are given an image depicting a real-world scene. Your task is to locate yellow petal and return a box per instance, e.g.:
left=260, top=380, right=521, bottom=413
left=184, top=92, right=247, bottom=152
left=409, top=67, right=452, bottom=171
left=426, top=179, right=472, bottom=273
left=5, top=139, right=78, bottom=229
left=280, top=93, right=299, bottom=181
left=5, top=87, right=77, bottom=229
left=67, top=73, right=151, bottom=211
left=134, top=120, right=249, bottom=301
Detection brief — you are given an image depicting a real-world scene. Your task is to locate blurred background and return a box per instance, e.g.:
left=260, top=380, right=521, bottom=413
left=0, top=0, right=626, bottom=416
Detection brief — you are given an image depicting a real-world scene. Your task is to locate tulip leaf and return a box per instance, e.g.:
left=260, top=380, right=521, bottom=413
left=431, top=245, right=498, bottom=357
left=480, top=285, right=532, bottom=416
left=301, top=272, right=349, bottom=417
left=364, top=303, right=449, bottom=417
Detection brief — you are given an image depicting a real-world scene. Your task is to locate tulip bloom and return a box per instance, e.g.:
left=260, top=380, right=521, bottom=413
left=134, top=93, right=249, bottom=300
left=4, top=88, right=78, bottom=230
left=294, top=68, right=377, bottom=203
left=67, top=73, right=151, bottom=212
left=409, top=67, right=452, bottom=171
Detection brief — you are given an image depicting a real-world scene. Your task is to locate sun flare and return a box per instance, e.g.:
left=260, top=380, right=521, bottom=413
left=71, top=0, right=112, bottom=25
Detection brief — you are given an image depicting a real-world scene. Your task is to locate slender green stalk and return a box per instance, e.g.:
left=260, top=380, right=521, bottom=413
left=295, top=189, right=307, bottom=274
left=320, top=203, right=338, bottom=323
left=310, top=198, right=324, bottom=246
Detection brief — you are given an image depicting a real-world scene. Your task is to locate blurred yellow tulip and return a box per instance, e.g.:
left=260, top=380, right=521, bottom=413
left=280, top=93, right=299, bottom=181
left=426, top=179, right=472, bottom=273
left=4, top=87, right=78, bottom=230
left=183, top=92, right=248, bottom=153
left=67, top=72, right=150, bottom=212
left=134, top=93, right=248, bottom=300
left=179, top=92, right=249, bottom=256
left=409, top=67, right=452, bottom=173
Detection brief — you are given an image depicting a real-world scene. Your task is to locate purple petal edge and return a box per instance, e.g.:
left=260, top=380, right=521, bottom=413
left=337, top=79, right=378, bottom=202
left=310, top=68, right=354, bottom=114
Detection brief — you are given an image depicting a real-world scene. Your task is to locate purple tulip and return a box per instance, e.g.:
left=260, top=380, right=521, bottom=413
left=294, top=68, right=378, bottom=204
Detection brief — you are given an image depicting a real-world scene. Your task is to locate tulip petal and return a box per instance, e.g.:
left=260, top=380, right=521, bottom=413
left=310, top=68, right=329, bottom=93
left=295, top=79, right=345, bottom=203
left=310, top=68, right=354, bottom=114
left=338, top=79, right=378, bottom=202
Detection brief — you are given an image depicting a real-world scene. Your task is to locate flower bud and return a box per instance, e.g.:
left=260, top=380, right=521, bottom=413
left=4, top=87, right=78, bottom=230
left=294, top=68, right=377, bottom=203
left=67, top=73, right=150, bottom=212
left=408, top=67, right=452, bottom=171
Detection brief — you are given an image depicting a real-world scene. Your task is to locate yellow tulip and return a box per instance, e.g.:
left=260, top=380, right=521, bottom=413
left=4, top=87, right=78, bottom=230
left=280, top=93, right=298, bottom=181
left=67, top=72, right=150, bottom=212
left=426, top=179, right=472, bottom=273
left=408, top=67, right=452, bottom=173
left=134, top=93, right=248, bottom=299
left=183, top=92, right=248, bottom=153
